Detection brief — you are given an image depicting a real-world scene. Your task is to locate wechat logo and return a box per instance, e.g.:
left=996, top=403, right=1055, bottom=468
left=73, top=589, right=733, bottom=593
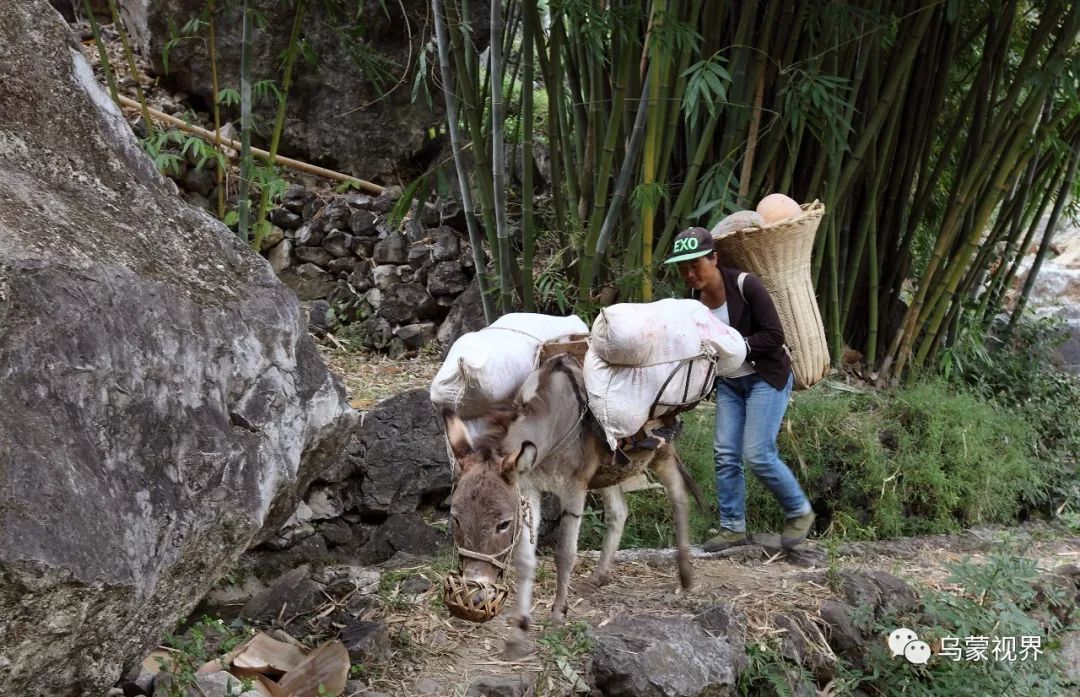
left=888, top=628, right=931, bottom=665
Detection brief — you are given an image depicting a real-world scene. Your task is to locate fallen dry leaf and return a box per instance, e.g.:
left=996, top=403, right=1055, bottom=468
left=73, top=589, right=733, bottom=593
left=141, top=648, right=177, bottom=675
left=232, top=632, right=309, bottom=675
left=275, top=640, right=350, bottom=697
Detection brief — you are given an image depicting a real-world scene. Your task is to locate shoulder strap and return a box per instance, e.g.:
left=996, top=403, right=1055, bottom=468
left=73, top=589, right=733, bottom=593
left=736, top=271, right=794, bottom=362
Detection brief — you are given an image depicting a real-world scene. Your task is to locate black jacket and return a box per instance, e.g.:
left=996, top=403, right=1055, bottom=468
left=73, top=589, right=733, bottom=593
left=692, top=266, right=792, bottom=390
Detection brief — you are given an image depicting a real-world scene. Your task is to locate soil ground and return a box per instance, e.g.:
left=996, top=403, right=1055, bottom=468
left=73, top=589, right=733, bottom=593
left=360, top=524, right=1079, bottom=696
left=315, top=345, right=1079, bottom=696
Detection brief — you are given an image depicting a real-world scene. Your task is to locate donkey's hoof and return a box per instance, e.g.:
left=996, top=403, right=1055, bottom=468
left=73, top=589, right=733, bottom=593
left=586, top=571, right=610, bottom=588
left=502, top=635, right=534, bottom=661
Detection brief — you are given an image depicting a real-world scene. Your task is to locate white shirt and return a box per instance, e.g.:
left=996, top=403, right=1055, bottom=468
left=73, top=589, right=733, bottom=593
left=712, top=303, right=755, bottom=377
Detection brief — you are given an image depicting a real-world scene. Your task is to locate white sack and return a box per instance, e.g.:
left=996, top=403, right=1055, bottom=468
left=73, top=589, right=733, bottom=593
left=584, top=349, right=721, bottom=447
left=430, top=312, right=588, bottom=418
left=591, top=298, right=746, bottom=370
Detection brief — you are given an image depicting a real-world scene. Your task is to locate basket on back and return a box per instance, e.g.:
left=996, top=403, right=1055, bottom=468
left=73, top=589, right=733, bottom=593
left=713, top=200, right=829, bottom=390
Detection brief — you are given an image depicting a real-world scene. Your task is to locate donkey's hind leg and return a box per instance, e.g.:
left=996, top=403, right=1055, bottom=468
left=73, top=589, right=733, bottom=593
left=652, top=448, right=694, bottom=590
left=588, top=485, right=628, bottom=587
left=551, top=486, right=588, bottom=626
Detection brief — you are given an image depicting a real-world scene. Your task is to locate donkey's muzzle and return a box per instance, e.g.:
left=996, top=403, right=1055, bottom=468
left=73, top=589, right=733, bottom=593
left=443, top=571, right=509, bottom=623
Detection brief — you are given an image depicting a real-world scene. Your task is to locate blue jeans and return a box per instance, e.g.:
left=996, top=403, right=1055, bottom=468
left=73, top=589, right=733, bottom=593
left=713, top=372, right=811, bottom=532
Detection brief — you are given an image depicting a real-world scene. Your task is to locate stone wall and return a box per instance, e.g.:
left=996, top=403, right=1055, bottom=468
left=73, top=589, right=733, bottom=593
left=261, top=187, right=485, bottom=356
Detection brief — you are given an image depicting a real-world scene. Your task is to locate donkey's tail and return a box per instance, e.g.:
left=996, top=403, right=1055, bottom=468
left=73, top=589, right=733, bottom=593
left=674, top=451, right=708, bottom=516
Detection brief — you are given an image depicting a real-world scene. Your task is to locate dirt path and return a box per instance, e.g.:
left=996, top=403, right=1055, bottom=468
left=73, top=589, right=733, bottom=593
left=361, top=525, right=1080, bottom=696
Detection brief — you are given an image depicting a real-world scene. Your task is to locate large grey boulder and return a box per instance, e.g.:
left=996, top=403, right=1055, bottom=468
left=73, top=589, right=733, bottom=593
left=319, top=389, right=451, bottom=515
left=436, top=277, right=488, bottom=350
left=118, top=0, right=481, bottom=178
left=589, top=615, right=744, bottom=696
left=0, top=3, right=356, bottom=694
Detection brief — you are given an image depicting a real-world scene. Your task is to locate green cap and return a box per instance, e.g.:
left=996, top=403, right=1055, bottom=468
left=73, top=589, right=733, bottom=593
left=663, top=227, right=714, bottom=264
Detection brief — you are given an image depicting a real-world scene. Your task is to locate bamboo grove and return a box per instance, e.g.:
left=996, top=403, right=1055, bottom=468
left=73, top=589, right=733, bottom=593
left=430, top=0, right=1080, bottom=383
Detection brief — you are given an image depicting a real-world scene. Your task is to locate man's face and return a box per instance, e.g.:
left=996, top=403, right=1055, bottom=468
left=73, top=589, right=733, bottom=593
left=677, top=254, right=717, bottom=289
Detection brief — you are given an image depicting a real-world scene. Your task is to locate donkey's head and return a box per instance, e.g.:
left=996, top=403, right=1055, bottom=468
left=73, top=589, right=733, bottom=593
left=444, top=406, right=529, bottom=587
left=443, top=355, right=587, bottom=621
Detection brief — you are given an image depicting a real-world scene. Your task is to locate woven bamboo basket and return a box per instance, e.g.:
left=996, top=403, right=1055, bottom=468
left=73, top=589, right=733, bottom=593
left=713, top=200, right=830, bottom=389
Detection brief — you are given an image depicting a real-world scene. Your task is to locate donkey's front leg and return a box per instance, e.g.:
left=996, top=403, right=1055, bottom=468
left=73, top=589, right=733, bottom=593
left=504, top=489, right=542, bottom=660
left=588, top=485, right=628, bottom=587
left=551, top=486, right=588, bottom=625
left=653, top=449, right=694, bottom=590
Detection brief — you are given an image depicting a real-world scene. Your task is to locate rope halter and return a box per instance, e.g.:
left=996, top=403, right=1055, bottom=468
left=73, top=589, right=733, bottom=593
left=443, top=496, right=533, bottom=623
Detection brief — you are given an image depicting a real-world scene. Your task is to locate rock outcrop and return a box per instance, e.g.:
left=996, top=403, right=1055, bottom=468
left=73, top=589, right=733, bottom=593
left=118, top=0, right=477, bottom=179
left=589, top=614, right=745, bottom=697
left=0, top=2, right=355, bottom=694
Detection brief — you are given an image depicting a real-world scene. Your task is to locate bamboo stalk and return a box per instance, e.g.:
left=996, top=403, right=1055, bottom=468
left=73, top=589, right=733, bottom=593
left=446, top=0, right=499, bottom=256
left=583, top=79, right=650, bottom=298
left=82, top=0, right=119, bottom=105
left=524, top=1, right=568, bottom=245
left=432, top=0, right=494, bottom=323
left=490, top=0, right=513, bottom=314
left=521, top=0, right=536, bottom=312
left=116, top=96, right=384, bottom=193
left=207, top=0, right=225, bottom=219
left=653, top=110, right=720, bottom=257
left=1003, top=139, right=1080, bottom=339
left=578, top=46, right=632, bottom=307
left=253, top=0, right=306, bottom=251
left=641, top=0, right=670, bottom=302
left=910, top=94, right=1070, bottom=369
left=881, top=7, right=1073, bottom=380
left=237, top=1, right=253, bottom=242
left=106, top=0, right=153, bottom=137
left=992, top=165, right=1063, bottom=324
left=832, top=5, right=933, bottom=205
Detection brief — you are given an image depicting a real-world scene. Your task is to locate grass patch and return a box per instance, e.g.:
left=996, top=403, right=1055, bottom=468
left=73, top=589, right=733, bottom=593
left=740, top=550, right=1078, bottom=696
left=582, top=378, right=1060, bottom=547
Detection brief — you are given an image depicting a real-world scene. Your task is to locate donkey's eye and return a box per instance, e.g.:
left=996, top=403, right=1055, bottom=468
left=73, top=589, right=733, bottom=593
left=496, top=519, right=513, bottom=534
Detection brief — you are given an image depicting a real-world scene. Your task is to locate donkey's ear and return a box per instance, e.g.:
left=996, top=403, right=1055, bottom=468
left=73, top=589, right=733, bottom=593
left=443, top=410, right=473, bottom=461
left=501, top=441, right=537, bottom=477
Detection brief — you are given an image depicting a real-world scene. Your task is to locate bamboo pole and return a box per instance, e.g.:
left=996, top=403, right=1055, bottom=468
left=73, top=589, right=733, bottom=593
left=253, top=0, right=306, bottom=251
left=641, top=0, right=669, bottom=302
left=117, top=96, right=384, bottom=193
left=237, top=1, right=253, bottom=242
left=992, top=166, right=1063, bottom=324
left=832, top=5, right=933, bottom=205
left=578, top=49, right=632, bottom=307
left=1004, top=140, right=1080, bottom=339
left=521, top=0, right=536, bottom=312
left=106, top=0, right=153, bottom=137
left=583, top=79, right=650, bottom=299
left=446, top=0, right=500, bottom=262
left=432, top=0, right=494, bottom=322
left=490, top=0, right=512, bottom=314
left=82, top=0, right=119, bottom=105
left=207, top=0, right=225, bottom=219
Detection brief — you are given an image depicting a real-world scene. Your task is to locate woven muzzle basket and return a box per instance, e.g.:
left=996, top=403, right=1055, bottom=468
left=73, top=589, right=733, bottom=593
left=713, top=200, right=830, bottom=390
left=443, top=572, right=509, bottom=623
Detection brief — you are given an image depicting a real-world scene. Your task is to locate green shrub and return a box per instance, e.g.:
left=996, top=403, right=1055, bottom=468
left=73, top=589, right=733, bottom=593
left=740, top=551, right=1076, bottom=696
left=786, top=380, right=1040, bottom=538
left=946, top=315, right=1080, bottom=515
left=581, top=378, right=1049, bottom=547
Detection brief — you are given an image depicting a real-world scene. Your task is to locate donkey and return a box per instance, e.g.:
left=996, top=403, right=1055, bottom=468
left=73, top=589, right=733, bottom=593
left=444, top=353, right=699, bottom=657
